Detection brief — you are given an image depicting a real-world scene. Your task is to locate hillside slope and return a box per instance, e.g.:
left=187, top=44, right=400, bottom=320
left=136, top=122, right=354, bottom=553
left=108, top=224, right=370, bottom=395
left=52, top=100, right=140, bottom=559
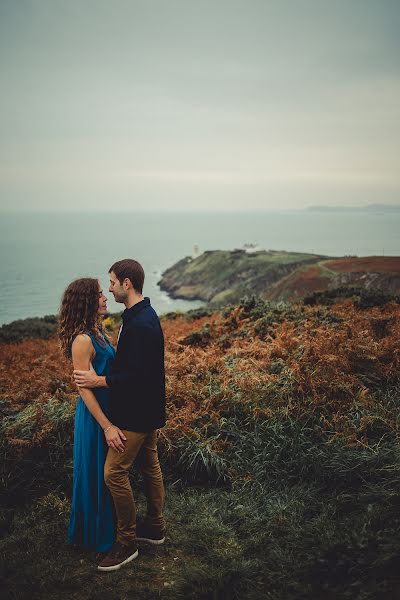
left=1, top=295, right=400, bottom=599
left=158, top=251, right=400, bottom=304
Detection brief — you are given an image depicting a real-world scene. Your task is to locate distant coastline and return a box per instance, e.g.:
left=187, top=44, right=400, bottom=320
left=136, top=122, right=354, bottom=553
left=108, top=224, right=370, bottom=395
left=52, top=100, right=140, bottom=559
left=306, top=203, right=400, bottom=212
left=1, top=210, right=399, bottom=326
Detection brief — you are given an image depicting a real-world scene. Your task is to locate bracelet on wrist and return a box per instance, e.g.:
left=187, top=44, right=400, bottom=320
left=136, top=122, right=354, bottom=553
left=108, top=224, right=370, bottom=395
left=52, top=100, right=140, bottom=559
left=104, top=425, right=113, bottom=434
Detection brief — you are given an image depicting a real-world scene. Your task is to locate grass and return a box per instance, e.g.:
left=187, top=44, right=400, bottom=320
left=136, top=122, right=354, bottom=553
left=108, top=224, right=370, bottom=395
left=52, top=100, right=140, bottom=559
left=1, top=294, right=400, bottom=598
left=2, top=410, right=400, bottom=600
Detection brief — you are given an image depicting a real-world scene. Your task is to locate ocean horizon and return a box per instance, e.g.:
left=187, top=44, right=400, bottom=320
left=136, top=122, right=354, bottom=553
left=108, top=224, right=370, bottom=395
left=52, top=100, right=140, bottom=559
left=0, top=209, right=399, bottom=326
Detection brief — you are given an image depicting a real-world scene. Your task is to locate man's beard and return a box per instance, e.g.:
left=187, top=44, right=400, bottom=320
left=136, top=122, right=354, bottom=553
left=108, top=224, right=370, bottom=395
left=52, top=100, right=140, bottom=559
left=114, top=292, right=127, bottom=303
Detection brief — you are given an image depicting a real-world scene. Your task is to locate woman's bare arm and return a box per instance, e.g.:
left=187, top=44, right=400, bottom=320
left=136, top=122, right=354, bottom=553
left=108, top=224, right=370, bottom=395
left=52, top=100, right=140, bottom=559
left=71, top=334, right=126, bottom=452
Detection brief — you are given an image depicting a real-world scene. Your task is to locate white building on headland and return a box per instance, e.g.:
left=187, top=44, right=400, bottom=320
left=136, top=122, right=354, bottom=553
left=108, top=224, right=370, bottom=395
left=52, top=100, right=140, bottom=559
left=236, top=243, right=260, bottom=253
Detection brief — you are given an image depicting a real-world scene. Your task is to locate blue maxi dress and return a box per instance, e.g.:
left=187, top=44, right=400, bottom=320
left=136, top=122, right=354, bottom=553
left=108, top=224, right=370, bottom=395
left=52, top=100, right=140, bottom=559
left=68, top=331, right=116, bottom=553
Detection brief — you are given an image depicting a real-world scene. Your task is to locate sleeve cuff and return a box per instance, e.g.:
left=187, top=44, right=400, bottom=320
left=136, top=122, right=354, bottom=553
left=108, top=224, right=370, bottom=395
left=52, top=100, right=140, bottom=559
left=105, top=374, right=113, bottom=387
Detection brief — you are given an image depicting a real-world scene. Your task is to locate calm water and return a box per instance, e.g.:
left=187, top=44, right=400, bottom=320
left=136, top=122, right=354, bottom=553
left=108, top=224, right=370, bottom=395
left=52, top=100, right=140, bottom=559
left=0, top=210, right=399, bottom=326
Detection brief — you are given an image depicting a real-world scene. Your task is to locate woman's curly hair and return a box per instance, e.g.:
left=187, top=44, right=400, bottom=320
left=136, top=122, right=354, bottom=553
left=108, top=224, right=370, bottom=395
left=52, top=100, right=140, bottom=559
left=58, top=277, right=103, bottom=357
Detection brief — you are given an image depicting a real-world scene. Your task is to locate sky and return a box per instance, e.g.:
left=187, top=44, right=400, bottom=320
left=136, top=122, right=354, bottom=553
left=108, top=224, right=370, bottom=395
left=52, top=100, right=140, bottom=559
left=0, top=0, right=399, bottom=212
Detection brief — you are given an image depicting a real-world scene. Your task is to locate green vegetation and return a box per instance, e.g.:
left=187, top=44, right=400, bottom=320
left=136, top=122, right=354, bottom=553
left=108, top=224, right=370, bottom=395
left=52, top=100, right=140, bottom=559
left=1, top=293, right=400, bottom=599
left=1, top=388, right=400, bottom=599
left=159, top=249, right=325, bottom=304
left=304, top=286, right=400, bottom=309
left=0, top=315, right=58, bottom=344
left=0, top=312, right=124, bottom=344
left=158, top=250, right=400, bottom=305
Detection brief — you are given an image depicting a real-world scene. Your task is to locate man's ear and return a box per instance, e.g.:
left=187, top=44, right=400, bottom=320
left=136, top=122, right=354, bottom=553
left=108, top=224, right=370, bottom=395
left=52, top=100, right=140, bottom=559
left=123, top=277, right=132, bottom=290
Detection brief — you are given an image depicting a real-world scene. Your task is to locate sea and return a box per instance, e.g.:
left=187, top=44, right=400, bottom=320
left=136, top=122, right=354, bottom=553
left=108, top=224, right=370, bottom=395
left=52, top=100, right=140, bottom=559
left=0, top=210, right=399, bottom=326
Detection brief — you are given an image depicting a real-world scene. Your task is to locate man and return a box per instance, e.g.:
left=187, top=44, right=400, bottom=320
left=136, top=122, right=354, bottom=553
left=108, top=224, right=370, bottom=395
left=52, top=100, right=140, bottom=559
left=74, top=258, right=166, bottom=572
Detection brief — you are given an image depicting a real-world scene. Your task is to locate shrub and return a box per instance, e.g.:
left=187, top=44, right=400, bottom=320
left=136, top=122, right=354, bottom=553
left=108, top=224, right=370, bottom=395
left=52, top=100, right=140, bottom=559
left=0, top=315, right=59, bottom=343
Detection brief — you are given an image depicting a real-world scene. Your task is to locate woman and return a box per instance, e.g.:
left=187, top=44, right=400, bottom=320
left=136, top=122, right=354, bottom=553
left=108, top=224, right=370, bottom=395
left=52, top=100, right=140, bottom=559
left=59, top=277, right=125, bottom=554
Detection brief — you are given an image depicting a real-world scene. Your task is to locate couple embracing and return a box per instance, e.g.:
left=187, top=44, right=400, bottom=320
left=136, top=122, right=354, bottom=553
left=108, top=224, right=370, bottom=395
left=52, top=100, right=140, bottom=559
left=58, top=258, right=166, bottom=572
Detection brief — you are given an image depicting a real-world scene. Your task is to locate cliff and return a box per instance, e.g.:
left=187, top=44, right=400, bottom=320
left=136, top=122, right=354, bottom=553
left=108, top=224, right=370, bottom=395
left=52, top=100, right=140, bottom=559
left=158, top=250, right=400, bottom=304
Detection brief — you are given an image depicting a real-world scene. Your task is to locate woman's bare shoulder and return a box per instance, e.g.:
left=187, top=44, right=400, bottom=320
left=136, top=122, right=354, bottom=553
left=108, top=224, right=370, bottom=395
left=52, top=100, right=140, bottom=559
left=71, top=333, right=94, bottom=352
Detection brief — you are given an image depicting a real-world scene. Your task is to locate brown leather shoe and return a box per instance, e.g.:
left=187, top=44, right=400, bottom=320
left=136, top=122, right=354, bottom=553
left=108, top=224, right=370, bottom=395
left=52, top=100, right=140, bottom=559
left=136, top=522, right=166, bottom=545
left=97, top=541, right=139, bottom=572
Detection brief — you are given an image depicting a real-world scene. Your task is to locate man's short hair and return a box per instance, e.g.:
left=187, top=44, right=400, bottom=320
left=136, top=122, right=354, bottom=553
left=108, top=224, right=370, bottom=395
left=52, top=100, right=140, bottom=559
left=109, top=259, right=145, bottom=293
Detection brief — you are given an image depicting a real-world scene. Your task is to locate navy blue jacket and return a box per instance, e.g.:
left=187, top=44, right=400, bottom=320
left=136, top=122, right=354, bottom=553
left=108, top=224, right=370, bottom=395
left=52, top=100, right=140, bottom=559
left=105, top=297, right=166, bottom=432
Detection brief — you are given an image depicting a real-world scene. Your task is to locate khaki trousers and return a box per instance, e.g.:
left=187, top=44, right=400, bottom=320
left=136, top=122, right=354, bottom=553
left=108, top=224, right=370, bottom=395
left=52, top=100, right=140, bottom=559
left=104, top=429, right=165, bottom=545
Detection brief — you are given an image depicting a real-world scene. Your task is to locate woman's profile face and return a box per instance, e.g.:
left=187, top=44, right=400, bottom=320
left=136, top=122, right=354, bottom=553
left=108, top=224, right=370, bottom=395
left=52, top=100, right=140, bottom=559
left=98, top=285, right=108, bottom=316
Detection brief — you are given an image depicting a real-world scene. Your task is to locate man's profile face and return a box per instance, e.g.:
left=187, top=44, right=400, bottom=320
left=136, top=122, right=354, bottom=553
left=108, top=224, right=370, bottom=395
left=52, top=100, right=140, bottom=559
left=109, top=270, right=128, bottom=303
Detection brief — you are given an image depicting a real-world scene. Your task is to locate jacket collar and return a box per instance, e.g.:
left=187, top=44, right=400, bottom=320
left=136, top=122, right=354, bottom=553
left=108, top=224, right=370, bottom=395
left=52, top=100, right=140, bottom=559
left=122, top=297, right=150, bottom=323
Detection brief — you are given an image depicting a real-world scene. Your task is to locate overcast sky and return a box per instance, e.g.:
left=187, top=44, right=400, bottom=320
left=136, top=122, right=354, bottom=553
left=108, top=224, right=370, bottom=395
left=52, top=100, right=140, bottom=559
left=0, top=0, right=399, bottom=211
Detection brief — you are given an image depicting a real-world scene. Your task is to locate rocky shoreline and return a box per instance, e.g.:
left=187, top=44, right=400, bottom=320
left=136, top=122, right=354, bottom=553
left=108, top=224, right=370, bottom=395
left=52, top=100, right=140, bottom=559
left=158, top=249, right=400, bottom=305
